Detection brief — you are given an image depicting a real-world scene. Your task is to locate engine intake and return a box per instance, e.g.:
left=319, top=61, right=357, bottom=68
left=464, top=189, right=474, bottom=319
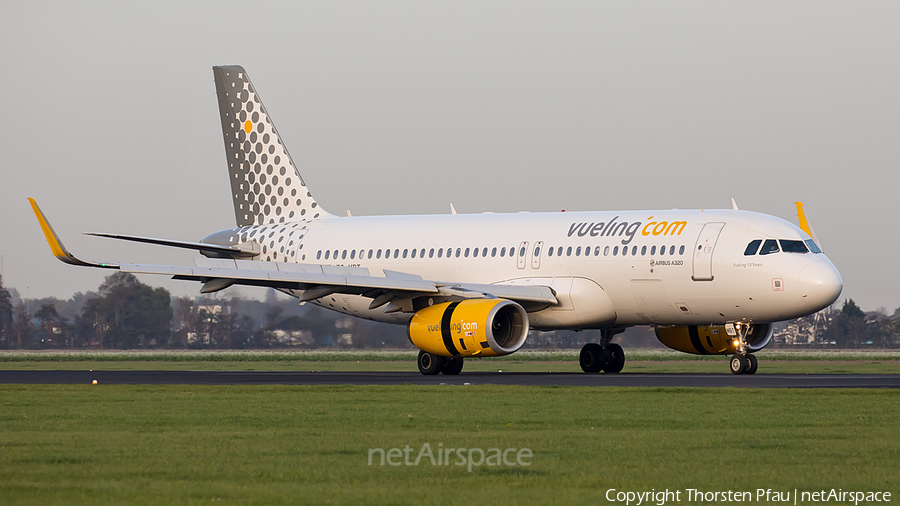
left=407, top=299, right=529, bottom=357
left=655, top=324, right=773, bottom=355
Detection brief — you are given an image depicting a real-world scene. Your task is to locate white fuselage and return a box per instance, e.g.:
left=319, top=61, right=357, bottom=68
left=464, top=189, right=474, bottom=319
left=204, top=208, right=843, bottom=330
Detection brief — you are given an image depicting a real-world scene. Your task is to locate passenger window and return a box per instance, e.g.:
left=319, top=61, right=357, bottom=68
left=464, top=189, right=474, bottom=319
left=325, top=250, right=330, bottom=260
left=350, top=250, right=356, bottom=260
left=594, top=246, right=601, bottom=256
left=604, top=246, right=610, bottom=256
left=473, top=248, right=479, bottom=257
left=403, top=249, right=409, bottom=259
left=368, top=249, right=373, bottom=259
left=465, top=247, right=470, bottom=258
left=660, top=246, right=666, bottom=256
left=679, top=245, right=685, bottom=255
left=548, top=247, right=554, bottom=257
left=566, top=246, right=572, bottom=256
left=650, top=245, right=656, bottom=255
left=482, top=247, right=488, bottom=257
left=576, top=246, right=582, bottom=256
left=759, top=239, right=780, bottom=255
left=805, top=239, right=822, bottom=254
left=411, top=249, right=416, bottom=258
left=584, top=246, right=590, bottom=257
left=622, top=246, right=627, bottom=256
left=420, top=248, right=425, bottom=258
left=613, top=246, right=619, bottom=255
left=500, top=247, right=506, bottom=257
left=669, top=246, right=675, bottom=255
left=744, top=239, right=762, bottom=256
left=317, top=250, right=322, bottom=260
left=376, top=249, right=382, bottom=259
left=519, top=246, right=526, bottom=257
left=333, top=250, right=338, bottom=259
left=641, top=245, right=647, bottom=255
left=456, top=248, right=461, bottom=258
left=534, top=246, right=541, bottom=257
left=437, top=248, right=443, bottom=258
left=342, top=250, right=347, bottom=260
left=491, top=247, right=497, bottom=257
left=780, top=240, right=809, bottom=253
left=429, top=248, right=435, bottom=258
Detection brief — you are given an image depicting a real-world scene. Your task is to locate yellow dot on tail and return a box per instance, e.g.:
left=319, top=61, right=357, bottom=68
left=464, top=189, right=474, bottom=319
left=244, top=120, right=253, bottom=133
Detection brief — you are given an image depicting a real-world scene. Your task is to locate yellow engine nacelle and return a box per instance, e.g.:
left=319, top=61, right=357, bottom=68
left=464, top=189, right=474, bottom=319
left=407, top=299, right=529, bottom=358
left=655, top=324, right=773, bottom=355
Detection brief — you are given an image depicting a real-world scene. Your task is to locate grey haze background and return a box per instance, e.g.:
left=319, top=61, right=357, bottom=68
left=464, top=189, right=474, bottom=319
left=1, top=2, right=898, bottom=311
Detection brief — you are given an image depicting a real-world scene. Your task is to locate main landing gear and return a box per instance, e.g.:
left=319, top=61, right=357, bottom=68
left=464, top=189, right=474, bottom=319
left=417, top=351, right=464, bottom=376
left=579, top=328, right=626, bottom=373
left=729, top=323, right=758, bottom=375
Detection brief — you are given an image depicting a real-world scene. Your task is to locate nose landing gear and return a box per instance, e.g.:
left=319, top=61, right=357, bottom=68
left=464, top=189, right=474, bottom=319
left=728, top=323, right=758, bottom=375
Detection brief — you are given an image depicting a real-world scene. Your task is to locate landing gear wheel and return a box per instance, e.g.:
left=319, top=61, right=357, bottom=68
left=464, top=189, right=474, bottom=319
left=579, top=343, right=607, bottom=373
left=730, top=354, right=749, bottom=375
left=417, top=351, right=445, bottom=375
left=746, top=354, right=758, bottom=375
left=441, top=356, right=464, bottom=375
left=603, top=343, right=625, bottom=373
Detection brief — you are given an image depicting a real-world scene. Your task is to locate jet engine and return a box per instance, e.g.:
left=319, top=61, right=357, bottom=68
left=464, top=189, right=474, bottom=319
left=655, top=324, right=773, bottom=355
left=407, top=299, right=529, bottom=357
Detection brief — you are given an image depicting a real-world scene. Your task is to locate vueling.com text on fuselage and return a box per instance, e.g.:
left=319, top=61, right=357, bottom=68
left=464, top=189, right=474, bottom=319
left=566, top=216, right=687, bottom=245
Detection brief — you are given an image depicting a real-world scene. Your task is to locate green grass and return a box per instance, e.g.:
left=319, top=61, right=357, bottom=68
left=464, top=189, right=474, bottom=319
left=0, top=385, right=898, bottom=505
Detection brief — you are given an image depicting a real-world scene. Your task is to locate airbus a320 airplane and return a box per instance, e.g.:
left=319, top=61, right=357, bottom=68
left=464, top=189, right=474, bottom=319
left=30, top=66, right=842, bottom=375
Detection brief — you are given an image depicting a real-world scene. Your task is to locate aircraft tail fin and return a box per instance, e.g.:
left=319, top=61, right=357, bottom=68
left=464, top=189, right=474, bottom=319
left=212, top=66, right=332, bottom=226
left=795, top=202, right=823, bottom=251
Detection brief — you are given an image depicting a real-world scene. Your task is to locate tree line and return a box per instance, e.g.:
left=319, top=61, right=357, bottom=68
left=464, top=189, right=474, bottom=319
left=0, top=274, right=898, bottom=349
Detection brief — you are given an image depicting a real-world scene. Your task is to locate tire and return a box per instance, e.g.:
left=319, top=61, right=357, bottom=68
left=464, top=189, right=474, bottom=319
left=730, top=354, right=748, bottom=375
left=579, top=343, right=605, bottom=373
left=417, top=350, right=445, bottom=375
left=746, top=354, right=758, bottom=375
left=441, top=356, right=464, bottom=375
left=604, top=343, right=625, bottom=373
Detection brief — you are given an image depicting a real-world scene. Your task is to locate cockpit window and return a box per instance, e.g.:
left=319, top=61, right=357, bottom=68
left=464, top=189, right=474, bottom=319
left=805, top=239, right=822, bottom=254
left=780, top=240, right=809, bottom=253
left=743, top=239, right=762, bottom=256
left=759, top=239, right=780, bottom=255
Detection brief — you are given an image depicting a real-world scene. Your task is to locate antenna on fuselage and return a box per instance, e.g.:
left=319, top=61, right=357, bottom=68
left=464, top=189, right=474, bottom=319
left=731, top=198, right=739, bottom=211
left=450, top=203, right=457, bottom=215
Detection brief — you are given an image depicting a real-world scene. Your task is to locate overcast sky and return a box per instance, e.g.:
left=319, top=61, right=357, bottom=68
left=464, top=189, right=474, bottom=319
left=2, top=1, right=898, bottom=311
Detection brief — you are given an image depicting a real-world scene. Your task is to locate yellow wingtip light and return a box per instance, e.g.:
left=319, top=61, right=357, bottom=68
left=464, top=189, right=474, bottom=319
left=27, top=198, right=116, bottom=268
left=795, top=202, right=812, bottom=237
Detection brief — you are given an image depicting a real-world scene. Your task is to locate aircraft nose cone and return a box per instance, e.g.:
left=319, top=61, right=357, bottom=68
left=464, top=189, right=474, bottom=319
left=799, top=260, right=842, bottom=311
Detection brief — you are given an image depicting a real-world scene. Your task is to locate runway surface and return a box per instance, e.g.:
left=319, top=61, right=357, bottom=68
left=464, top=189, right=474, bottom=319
left=1, top=370, right=899, bottom=388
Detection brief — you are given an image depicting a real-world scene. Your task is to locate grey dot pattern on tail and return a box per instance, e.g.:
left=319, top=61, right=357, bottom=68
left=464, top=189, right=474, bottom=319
left=214, top=66, right=328, bottom=227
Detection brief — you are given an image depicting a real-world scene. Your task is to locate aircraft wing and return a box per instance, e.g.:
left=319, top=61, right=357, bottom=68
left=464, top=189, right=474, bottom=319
left=30, top=198, right=557, bottom=311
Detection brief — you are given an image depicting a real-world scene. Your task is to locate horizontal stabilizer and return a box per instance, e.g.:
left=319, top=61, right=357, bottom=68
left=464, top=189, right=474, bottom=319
left=86, top=233, right=259, bottom=258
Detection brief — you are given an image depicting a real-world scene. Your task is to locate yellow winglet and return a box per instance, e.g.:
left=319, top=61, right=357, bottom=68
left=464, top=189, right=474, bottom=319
left=28, top=198, right=117, bottom=268
left=795, top=202, right=812, bottom=237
